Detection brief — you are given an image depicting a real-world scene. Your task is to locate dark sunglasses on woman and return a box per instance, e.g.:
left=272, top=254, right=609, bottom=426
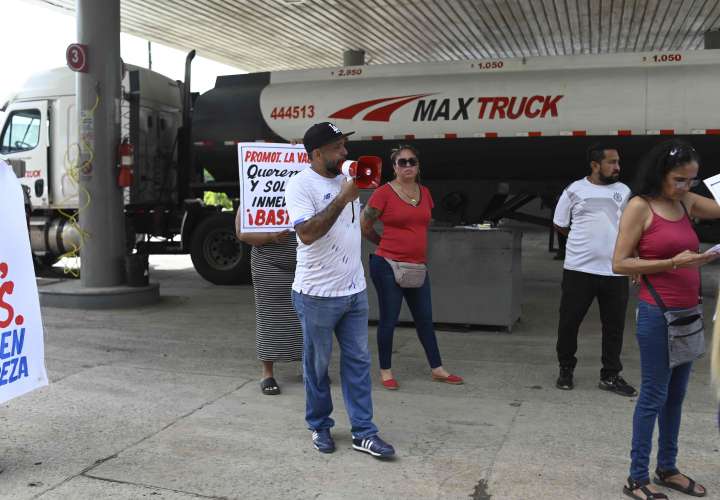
left=396, top=158, right=418, bottom=167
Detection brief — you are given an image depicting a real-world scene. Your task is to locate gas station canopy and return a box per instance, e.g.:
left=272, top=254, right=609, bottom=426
left=25, top=0, right=720, bottom=72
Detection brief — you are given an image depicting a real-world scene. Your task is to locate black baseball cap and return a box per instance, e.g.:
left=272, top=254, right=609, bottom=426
left=303, top=122, right=355, bottom=155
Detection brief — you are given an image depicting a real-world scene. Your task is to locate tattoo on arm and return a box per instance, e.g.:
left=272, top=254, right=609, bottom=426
left=295, top=196, right=347, bottom=245
left=361, top=206, right=382, bottom=245
left=363, top=206, right=381, bottom=222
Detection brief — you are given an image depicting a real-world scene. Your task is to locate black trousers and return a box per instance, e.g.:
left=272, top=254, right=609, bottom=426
left=556, top=269, right=629, bottom=379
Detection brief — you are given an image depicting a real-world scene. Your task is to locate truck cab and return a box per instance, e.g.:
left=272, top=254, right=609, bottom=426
left=0, top=64, right=251, bottom=285
left=1, top=68, right=67, bottom=210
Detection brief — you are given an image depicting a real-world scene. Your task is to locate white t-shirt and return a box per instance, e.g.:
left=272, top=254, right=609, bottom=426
left=285, top=167, right=366, bottom=297
left=553, top=177, right=630, bottom=276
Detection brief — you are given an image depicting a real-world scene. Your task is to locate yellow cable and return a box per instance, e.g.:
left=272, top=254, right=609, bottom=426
left=55, top=92, right=100, bottom=277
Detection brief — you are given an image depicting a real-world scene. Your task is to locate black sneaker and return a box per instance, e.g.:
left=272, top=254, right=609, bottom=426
left=556, top=367, right=574, bottom=390
left=311, top=429, right=335, bottom=453
left=599, top=375, right=637, bottom=397
left=352, top=434, right=395, bottom=458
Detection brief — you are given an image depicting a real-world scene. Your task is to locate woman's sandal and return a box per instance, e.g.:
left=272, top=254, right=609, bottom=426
left=431, top=373, right=464, bottom=385
left=623, top=477, right=668, bottom=500
left=381, top=378, right=399, bottom=390
left=260, top=377, right=280, bottom=396
left=654, top=469, right=707, bottom=497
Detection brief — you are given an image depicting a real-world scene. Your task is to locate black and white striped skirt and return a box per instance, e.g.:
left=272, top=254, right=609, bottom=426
left=251, top=244, right=303, bottom=362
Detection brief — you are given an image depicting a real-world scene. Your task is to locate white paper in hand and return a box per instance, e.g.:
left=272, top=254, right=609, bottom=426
left=703, top=173, right=720, bottom=203
left=704, top=243, right=720, bottom=255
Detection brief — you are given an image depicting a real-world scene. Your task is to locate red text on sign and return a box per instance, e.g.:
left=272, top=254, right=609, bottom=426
left=246, top=209, right=290, bottom=227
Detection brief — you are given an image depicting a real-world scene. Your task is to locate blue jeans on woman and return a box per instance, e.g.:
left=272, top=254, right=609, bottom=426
left=369, top=254, right=442, bottom=370
left=630, top=300, right=693, bottom=482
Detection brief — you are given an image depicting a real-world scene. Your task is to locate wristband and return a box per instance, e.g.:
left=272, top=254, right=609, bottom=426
left=670, top=258, right=677, bottom=270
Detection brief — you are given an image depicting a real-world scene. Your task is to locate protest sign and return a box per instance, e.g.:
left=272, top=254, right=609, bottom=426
left=237, top=143, right=309, bottom=233
left=0, top=160, right=48, bottom=404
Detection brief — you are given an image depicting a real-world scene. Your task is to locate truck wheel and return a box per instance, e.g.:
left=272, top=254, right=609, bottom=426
left=190, top=213, right=251, bottom=285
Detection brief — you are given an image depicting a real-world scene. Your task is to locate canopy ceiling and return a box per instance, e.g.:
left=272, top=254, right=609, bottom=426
left=28, top=0, right=720, bottom=72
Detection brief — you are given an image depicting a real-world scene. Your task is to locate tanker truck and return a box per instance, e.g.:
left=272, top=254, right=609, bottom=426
left=3, top=49, right=720, bottom=285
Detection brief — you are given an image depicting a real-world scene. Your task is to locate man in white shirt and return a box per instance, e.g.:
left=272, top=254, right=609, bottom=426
left=553, top=144, right=637, bottom=397
left=286, top=122, right=395, bottom=458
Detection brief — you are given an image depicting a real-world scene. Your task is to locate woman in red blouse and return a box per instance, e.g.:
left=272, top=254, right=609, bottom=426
left=361, top=145, right=463, bottom=390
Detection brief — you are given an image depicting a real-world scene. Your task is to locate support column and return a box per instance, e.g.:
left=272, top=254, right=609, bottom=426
left=77, top=0, right=125, bottom=287
left=38, top=0, right=159, bottom=308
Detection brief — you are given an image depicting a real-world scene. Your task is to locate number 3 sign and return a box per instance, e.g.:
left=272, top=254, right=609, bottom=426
left=66, top=43, right=88, bottom=73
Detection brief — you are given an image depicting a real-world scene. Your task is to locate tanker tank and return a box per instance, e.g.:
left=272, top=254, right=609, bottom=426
left=191, top=50, right=720, bottom=227
left=192, top=73, right=282, bottom=186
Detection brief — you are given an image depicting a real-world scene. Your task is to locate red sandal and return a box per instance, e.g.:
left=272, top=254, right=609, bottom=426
left=381, top=378, right=399, bottom=390
left=432, top=374, right=464, bottom=385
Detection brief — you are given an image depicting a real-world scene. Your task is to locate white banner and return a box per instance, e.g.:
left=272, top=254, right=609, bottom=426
left=237, top=143, right=309, bottom=233
left=0, top=160, right=48, bottom=404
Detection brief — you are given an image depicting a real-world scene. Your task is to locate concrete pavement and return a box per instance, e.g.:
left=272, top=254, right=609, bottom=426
left=3, top=228, right=719, bottom=499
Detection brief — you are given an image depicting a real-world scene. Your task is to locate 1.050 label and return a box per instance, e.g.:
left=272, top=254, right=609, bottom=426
left=643, top=53, right=683, bottom=63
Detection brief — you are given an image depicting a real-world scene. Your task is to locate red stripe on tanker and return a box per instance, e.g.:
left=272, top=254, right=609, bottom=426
left=363, top=94, right=436, bottom=122
left=328, top=94, right=432, bottom=121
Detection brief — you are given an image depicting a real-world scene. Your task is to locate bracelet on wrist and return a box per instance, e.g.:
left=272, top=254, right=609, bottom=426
left=670, top=258, right=677, bottom=270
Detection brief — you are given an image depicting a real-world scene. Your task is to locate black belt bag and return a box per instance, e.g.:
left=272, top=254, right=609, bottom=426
left=642, top=275, right=705, bottom=368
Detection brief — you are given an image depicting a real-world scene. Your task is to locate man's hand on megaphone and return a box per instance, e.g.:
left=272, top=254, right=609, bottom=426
left=339, top=177, right=360, bottom=204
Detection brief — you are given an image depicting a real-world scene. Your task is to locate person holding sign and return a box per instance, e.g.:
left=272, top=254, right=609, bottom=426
left=286, top=122, right=395, bottom=458
left=613, top=140, right=719, bottom=499
left=234, top=214, right=302, bottom=396
left=361, top=144, right=462, bottom=390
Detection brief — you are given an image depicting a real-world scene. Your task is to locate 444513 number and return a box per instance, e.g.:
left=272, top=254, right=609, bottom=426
left=270, top=105, right=315, bottom=120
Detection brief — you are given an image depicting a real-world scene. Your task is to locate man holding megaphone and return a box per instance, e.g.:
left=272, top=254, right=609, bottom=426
left=286, top=122, right=395, bottom=459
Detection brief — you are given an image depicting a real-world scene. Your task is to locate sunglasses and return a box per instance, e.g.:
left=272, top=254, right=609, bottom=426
left=671, top=177, right=700, bottom=189
left=396, top=158, right=418, bottom=167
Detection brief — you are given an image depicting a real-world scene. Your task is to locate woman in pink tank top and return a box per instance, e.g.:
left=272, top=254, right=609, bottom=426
left=613, top=140, right=720, bottom=499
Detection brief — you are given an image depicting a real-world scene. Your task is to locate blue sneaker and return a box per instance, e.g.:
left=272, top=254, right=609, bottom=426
left=352, top=434, right=395, bottom=458
left=311, top=429, right=335, bottom=453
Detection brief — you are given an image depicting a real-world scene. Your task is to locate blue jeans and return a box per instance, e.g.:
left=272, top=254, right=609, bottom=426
left=292, top=290, right=378, bottom=439
left=630, top=300, right=693, bottom=482
left=369, top=254, right=442, bottom=370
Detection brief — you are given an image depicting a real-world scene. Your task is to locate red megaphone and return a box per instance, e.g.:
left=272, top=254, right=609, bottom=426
left=340, top=155, right=382, bottom=189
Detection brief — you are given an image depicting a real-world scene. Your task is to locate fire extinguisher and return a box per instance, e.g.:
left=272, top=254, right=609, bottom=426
left=117, top=139, right=134, bottom=188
